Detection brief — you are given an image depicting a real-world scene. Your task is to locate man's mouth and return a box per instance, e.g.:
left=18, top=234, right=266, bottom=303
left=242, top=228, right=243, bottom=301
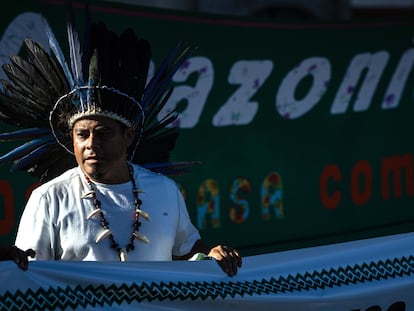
left=85, top=156, right=102, bottom=164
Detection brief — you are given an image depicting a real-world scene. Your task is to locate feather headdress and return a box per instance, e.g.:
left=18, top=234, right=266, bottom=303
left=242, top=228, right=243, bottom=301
left=0, top=7, right=194, bottom=182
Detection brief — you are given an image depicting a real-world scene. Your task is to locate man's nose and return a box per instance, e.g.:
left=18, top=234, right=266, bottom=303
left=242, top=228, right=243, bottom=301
left=86, top=133, right=99, bottom=149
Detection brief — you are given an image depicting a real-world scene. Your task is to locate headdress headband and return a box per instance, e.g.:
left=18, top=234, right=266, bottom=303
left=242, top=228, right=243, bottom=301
left=50, top=85, right=146, bottom=157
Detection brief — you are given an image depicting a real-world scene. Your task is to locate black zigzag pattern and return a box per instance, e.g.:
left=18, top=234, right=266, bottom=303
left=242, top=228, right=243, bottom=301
left=1, top=255, right=413, bottom=311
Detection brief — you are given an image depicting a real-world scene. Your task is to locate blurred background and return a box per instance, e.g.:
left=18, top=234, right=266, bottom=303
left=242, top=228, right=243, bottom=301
left=103, top=0, right=414, bottom=20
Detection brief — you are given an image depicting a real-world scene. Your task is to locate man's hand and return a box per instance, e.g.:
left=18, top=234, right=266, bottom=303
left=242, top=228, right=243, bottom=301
left=175, top=240, right=243, bottom=277
left=208, top=245, right=242, bottom=277
left=4, top=246, right=36, bottom=271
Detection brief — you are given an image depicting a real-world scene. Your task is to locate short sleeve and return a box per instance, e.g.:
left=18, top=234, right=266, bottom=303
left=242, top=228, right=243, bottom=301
left=172, top=188, right=201, bottom=257
left=14, top=189, right=55, bottom=260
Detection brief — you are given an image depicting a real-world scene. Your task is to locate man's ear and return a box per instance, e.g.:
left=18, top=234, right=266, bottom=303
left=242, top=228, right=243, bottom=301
left=125, top=127, right=136, bottom=147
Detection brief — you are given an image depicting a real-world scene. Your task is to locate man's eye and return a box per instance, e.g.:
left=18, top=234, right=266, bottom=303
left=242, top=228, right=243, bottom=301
left=97, top=131, right=111, bottom=138
left=76, top=133, right=88, bottom=139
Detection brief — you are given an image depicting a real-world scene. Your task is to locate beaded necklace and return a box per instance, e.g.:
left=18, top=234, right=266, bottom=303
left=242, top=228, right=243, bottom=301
left=84, top=163, right=150, bottom=261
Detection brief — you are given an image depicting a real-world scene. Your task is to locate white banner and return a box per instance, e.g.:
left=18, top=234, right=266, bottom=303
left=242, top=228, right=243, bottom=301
left=1, top=232, right=414, bottom=311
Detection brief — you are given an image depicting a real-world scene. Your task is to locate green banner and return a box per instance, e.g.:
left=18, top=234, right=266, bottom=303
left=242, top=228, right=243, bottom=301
left=1, top=0, right=414, bottom=255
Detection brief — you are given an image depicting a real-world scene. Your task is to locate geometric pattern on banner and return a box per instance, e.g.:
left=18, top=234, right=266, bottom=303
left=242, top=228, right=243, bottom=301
left=1, top=255, right=413, bottom=311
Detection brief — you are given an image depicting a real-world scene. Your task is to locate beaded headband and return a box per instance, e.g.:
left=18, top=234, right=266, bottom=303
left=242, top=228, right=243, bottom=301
left=65, top=86, right=145, bottom=129
left=50, top=85, right=145, bottom=157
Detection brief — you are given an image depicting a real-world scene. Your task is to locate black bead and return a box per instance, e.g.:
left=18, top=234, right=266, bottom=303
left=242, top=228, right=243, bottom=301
left=84, top=167, right=141, bottom=261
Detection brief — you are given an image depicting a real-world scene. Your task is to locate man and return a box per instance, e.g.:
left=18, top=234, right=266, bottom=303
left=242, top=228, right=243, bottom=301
left=0, top=245, right=35, bottom=271
left=14, top=115, right=242, bottom=276
left=4, top=16, right=241, bottom=276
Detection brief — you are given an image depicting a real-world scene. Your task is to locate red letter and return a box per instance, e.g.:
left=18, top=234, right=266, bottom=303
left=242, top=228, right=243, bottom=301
left=320, top=164, right=341, bottom=209
left=26, top=182, right=41, bottom=201
left=0, top=180, right=14, bottom=235
left=381, top=154, right=414, bottom=200
left=350, top=160, right=372, bottom=206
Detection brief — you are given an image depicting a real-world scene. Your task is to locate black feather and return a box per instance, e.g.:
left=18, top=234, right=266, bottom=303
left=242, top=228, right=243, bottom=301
left=0, top=37, right=73, bottom=179
left=0, top=7, right=198, bottom=181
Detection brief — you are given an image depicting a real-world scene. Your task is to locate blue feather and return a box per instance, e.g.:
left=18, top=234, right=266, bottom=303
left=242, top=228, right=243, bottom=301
left=0, top=135, right=54, bottom=164
left=142, top=43, right=189, bottom=109
left=43, top=17, right=75, bottom=89
left=142, top=46, right=178, bottom=106
left=0, top=127, right=51, bottom=141
left=10, top=142, right=55, bottom=173
left=67, top=15, right=83, bottom=87
left=142, top=162, right=173, bottom=169
left=142, top=161, right=199, bottom=175
left=66, top=4, right=86, bottom=107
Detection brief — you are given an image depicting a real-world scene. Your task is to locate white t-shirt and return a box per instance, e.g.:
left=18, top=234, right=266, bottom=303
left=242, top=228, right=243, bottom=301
left=14, top=164, right=201, bottom=261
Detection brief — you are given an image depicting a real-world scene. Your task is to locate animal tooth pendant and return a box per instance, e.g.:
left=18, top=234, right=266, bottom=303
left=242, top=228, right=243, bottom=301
left=96, top=229, right=112, bottom=243
left=133, top=231, right=150, bottom=244
left=84, top=163, right=143, bottom=261
left=119, top=248, right=128, bottom=262
left=87, top=208, right=102, bottom=220
left=81, top=190, right=95, bottom=199
left=136, top=208, right=151, bottom=221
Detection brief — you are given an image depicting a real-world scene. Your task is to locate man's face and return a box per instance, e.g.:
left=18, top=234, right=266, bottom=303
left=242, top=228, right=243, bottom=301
left=72, top=116, right=135, bottom=183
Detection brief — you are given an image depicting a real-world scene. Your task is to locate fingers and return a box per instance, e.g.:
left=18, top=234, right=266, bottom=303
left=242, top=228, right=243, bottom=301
left=12, top=247, right=35, bottom=271
left=25, top=249, right=36, bottom=258
left=209, top=245, right=242, bottom=277
left=16, top=255, right=29, bottom=271
left=225, top=247, right=242, bottom=268
left=13, top=250, right=28, bottom=271
left=222, top=247, right=242, bottom=277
